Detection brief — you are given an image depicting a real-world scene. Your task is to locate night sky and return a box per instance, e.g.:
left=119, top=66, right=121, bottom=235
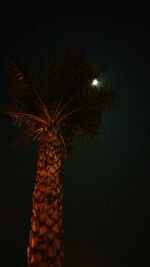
left=0, top=4, right=150, bottom=267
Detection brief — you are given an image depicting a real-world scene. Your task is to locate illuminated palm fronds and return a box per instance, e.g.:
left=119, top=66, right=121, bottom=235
left=5, top=49, right=121, bottom=155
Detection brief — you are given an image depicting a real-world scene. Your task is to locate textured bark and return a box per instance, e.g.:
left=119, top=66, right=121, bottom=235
left=27, top=132, right=64, bottom=267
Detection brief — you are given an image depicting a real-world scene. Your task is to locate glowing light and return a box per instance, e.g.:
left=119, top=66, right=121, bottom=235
left=92, top=78, right=99, bottom=86
left=91, top=78, right=103, bottom=88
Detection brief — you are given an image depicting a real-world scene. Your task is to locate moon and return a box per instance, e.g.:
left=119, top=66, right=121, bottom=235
left=91, top=78, right=103, bottom=88
left=92, top=78, right=99, bottom=86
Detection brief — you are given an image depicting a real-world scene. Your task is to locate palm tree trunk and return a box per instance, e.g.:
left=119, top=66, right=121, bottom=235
left=27, top=134, right=64, bottom=267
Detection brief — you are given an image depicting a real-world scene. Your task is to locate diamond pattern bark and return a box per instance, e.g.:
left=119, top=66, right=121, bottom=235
left=27, top=132, right=64, bottom=267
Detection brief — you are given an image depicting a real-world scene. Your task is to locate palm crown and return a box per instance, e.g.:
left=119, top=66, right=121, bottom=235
left=5, top=49, right=120, bottom=156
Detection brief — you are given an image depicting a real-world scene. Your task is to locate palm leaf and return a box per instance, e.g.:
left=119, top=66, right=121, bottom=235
left=4, top=49, right=121, bottom=154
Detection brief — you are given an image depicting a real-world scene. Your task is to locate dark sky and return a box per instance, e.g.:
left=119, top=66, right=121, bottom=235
left=0, top=4, right=150, bottom=267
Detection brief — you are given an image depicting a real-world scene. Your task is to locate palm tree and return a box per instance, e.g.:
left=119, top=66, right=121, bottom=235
left=4, top=49, right=121, bottom=267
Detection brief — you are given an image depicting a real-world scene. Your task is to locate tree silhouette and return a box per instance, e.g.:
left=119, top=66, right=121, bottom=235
left=4, top=49, right=121, bottom=267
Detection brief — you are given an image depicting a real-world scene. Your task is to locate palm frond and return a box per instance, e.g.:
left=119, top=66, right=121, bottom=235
left=4, top=49, right=121, bottom=152
left=31, top=89, right=51, bottom=123
left=5, top=111, right=47, bottom=126
left=9, top=120, right=38, bottom=147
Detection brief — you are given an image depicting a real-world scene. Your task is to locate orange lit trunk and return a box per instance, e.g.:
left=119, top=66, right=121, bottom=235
left=27, top=133, right=64, bottom=267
